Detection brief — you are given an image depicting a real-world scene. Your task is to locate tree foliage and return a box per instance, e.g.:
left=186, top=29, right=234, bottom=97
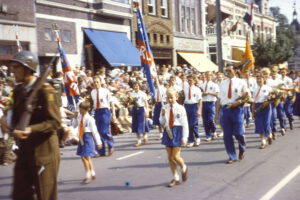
left=252, top=7, right=295, bottom=68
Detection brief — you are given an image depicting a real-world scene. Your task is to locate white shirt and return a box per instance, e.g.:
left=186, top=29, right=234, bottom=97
left=266, top=78, right=283, bottom=88
left=243, top=77, right=257, bottom=94
left=155, top=86, right=167, bottom=102
left=253, top=85, right=272, bottom=103
left=169, top=84, right=182, bottom=93
left=279, top=76, right=293, bottom=88
left=159, top=103, right=189, bottom=142
left=91, top=87, right=112, bottom=109
left=199, top=81, right=220, bottom=102
left=72, top=113, right=102, bottom=146
left=218, top=77, right=248, bottom=106
left=130, top=90, right=147, bottom=107
left=184, top=85, right=202, bottom=104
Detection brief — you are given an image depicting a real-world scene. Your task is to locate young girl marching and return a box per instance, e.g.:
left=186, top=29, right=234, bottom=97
left=252, top=74, right=273, bottom=149
left=73, top=101, right=102, bottom=184
left=160, top=88, right=189, bottom=187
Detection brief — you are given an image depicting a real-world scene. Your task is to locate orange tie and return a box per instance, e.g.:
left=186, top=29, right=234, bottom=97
left=96, top=89, right=100, bottom=109
left=228, top=79, right=232, bottom=99
left=169, top=106, right=174, bottom=128
left=255, top=86, right=262, bottom=99
left=188, top=86, right=191, bottom=100
left=79, top=116, right=84, bottom=140
left=205, top=82, right=208, bottom=92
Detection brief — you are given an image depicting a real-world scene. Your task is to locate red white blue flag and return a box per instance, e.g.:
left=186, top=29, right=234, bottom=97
left=54, top=32, right=80, bottom=110
left=136, top=4, right=157, bottom=96
left=243, top=0, right=255, bottom=32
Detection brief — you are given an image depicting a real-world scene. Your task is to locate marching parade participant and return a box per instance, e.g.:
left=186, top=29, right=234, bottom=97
left=153, top=79, right=167, bottom=140
left=91, top=76, right=116, bottom=157
left=217, top=66, right=248, bottom=164
left=130, top=81, right=149, bottom=147
left=184, top=74, right=202, bottom=147
left=72, top=101, right=102, bottom=184
left=252, top=74, right=272, bottom=149
left=160, top=88, right=188, bottom=187
left=9, top=51, right=61, bottom=200
left=199, top=71, right=219, bottom=141
left=293, top=71, right=300, bottom=119
left=279, top=67, right=295, bottom=130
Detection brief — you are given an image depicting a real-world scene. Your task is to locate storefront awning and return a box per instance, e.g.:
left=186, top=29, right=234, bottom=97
left=232, top=47, right=245, bottom=62
left=178, top=52, right=218, bottom=72
left=83, top=29, right=140, bottom=67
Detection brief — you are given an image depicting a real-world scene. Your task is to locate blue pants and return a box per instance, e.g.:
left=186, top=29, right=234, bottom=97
left=244, top=104, right=251, bottom=125
left=152, top=102, right=162, bottom=126
left=202, top=102, right=216, bottom=138
left=270, top=103, right=277, bottom=133
left=222, top=106, right=246, bottom=161
left=276, top=102, right=286, bottom=129
left=94, top=108, right=114, bottom=155
left=132, top=107, right=147, bottom=134
left=254, top=103, right=272, bottom=137
left=284, top=98, right=294, bottom=123
left=184, top=103, right=199, bottom=143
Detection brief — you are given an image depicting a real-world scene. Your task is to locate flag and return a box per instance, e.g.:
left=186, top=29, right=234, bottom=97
left=15, top=33, right=22, bottom=52
left=242, top=36, right=255, bottom=73
left=55, top=33, right=80, bottom=110
left=135, top=3, right=156, bottom=96
left=243, top=0, right=255, bottom=32
left=229, top=21, right=238, bottom=32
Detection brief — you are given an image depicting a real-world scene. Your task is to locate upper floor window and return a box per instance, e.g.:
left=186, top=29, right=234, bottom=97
left=148, top=0, right=156, bottom=15
left=62, top=30, right=71, bottom=43
left=44, top=28, right=53, bottom=41
left=161, top=0, right=168, bottom=17
left=111, top=0, right=130, bottom=4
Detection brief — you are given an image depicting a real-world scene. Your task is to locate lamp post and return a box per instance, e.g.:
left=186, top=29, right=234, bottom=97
left=216, top=0, right=224, bottom=72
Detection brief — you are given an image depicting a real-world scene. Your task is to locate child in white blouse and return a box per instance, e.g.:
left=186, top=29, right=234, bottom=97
left=160, top=88, right=189, bottom=187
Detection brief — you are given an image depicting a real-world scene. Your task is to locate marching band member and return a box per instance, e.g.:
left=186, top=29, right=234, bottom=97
left=293, top=71, right=300, bottom=118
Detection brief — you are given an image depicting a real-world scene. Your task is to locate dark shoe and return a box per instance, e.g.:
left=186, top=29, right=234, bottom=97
left=245, top=124, right=250, bottom=128
left=272, top=133, right=276, bottom=140
left=238, top=152, right=245, bottom=160
left=267, top=137, right=273, bottom=145
left=289, top=122, right=293, bottom=130
left=82, top=177, right=93, bottom=184
left=93, top=154, right=105, bottom=158
left=166, top=179, right=180, bottom=187
left=225, top=159, right=237, bottom=164
left=92, top=175, right=96, bottom=180
left=108, top=148, right=114, bottom=156
left=182, top=167, right=188, bottom=182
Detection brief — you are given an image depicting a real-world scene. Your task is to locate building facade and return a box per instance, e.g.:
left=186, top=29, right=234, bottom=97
left=132, top=0, right=173, bottom=67
left=0, top=0, right=37, bottom=66
left=35, top=0, right=136, bottom=71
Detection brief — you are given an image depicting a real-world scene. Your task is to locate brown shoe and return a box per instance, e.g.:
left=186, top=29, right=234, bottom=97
left=182, top=168, right=188, bottom=182
left=166, top=179, right=180, bottom=187
left=267, top=137, right=273, bottom=145
left=225, top=159, right=237, bottom=164
left=238, top=152, right=245, bottom=160
left=134, top=142, right=142, bottom=147
left=108, top=148, right=114, bottom=156
left=82, top=177, right=93, bottom=184
left=92, top=175, right=96, bottom=180
left=272, top=133, right=276, bottom=140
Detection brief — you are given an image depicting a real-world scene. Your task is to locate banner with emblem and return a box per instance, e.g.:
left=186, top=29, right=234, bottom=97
left=53, top=26, right=80, bottom=110
left=135, top=2, right=156, bottom=96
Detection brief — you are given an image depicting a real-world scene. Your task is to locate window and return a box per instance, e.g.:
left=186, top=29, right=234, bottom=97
left=111, top=0, right=130, bottom=4
left=161, top=0, right=168, bottom=17
left=180, top=5, right=185, bottom=32
left=148, top=0, right=156, bottom=15
left=44, top=28, right=53, bottom=41
left=153, top=33, right=157, bottom=43
left=166, top=35, right=170, bottom=43
left=147, top=33, right=151, bottom=42
left=160, top=34, right=164, bottom=43
left=179, top=0, right=196, bottom=34
left=62, top=30, right=71, bottom=43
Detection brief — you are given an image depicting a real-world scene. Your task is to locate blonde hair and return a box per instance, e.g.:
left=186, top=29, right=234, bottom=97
left=261, top=67, right=271, bottom=74
left=166, top=88, right=178, bottom=97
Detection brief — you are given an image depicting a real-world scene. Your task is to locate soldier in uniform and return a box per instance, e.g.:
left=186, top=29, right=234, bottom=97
left=9, top=51, right=61, bottom=200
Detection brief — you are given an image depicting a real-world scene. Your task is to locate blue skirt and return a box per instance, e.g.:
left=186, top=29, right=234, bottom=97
left=132, top=107, right=146, bottom=134
left=77, top=132, right=97, bottom=157
left=293, top=93, right=300, bottom=116
left=254, top=103, right=272, bottom=136
left=152, top=102, right=162, bottom=126
left=161, top=126, right=183, bottom=147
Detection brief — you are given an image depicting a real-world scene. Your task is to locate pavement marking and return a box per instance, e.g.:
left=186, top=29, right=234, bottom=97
left=260, top=164, right=300, bottom=200
left=116, top=151, right=144, bottom=161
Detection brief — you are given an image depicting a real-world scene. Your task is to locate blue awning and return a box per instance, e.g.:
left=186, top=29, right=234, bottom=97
left=84, top=29, right=140, bottom=67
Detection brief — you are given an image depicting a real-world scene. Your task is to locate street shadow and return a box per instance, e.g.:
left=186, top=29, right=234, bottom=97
left=58, top=182, right=165, bottom=193
left=58, top=179, right=82, bottom=185
left=109, top=163, right=168, bottom=170
left=60, top=157, right=81, bottom=161
left=186, top=160, right=226, bottom=166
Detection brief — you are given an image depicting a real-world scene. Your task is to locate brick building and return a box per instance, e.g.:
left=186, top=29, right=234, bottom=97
left=132, top=0, right=173, bottom=67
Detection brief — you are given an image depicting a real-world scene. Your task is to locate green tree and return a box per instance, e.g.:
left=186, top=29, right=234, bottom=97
left=253, top=7, right=294, bottom=67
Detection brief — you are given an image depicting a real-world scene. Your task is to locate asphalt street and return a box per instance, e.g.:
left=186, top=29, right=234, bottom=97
left=1, top=118, right=300, bottom=200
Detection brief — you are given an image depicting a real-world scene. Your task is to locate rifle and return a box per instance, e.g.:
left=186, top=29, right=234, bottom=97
left=15, top=55, right=58, bottom=131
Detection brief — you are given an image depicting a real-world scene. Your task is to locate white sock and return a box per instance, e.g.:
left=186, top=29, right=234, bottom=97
left=137, top=139, right=141, bottom=143
left=174, top=173, right=180, bottom=181
left=91, top=170, right=96, bottom=176
left=182, top=164, right=187, bottom=172
left=86, top=171, right=91, bottom=178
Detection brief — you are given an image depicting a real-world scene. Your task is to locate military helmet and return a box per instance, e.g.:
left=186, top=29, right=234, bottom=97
left=10, top=50, right=38, bottom=72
